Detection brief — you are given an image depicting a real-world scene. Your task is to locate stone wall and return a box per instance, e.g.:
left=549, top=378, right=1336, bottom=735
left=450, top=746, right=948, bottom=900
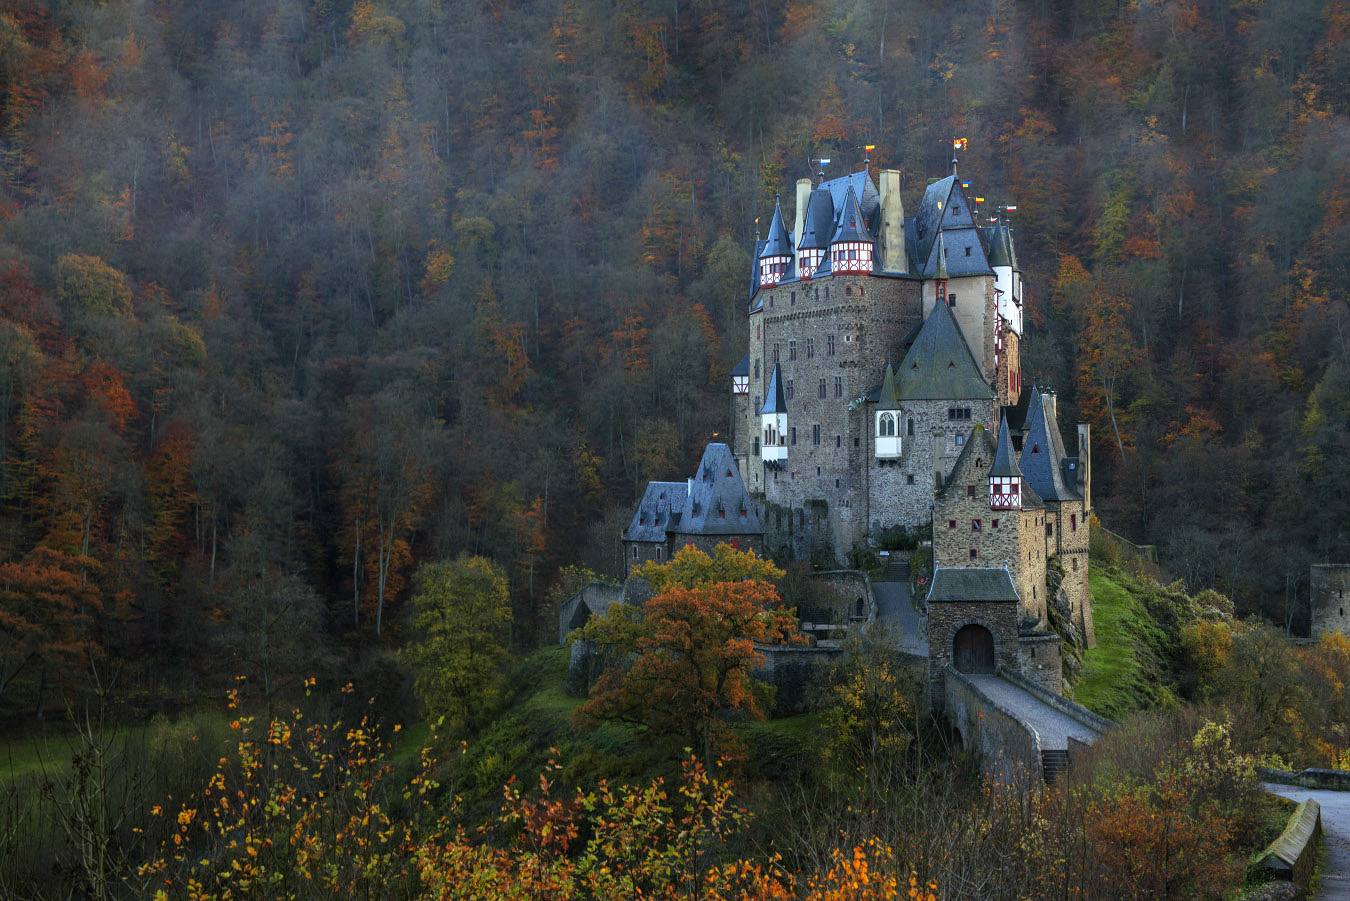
left=942, top=665, right=1043, bottom=785
left=811, top=569, right=876, bottom=622
left=672, top=532, right=764, bottom=560
left=1017, top=508, right=1048, bottom=623
left=1016, top=631, right=1063, bottom=695
left=622, top=539, right=668, bottom=578
left=1311, top=564, right=1350, bottom=639
left=753, top=645, right=845, bottom=715
left=926, top=599, right=1020, bottom=704
left=1047, top=499, right=1093, bottom=647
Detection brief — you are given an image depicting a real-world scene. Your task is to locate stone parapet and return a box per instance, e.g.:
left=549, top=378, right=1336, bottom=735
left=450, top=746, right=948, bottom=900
left=995, top=665, right=1116, bottom=734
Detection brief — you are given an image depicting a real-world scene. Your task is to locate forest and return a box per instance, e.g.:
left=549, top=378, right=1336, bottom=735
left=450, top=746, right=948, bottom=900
left=0, top=0, right=1349, bottom=826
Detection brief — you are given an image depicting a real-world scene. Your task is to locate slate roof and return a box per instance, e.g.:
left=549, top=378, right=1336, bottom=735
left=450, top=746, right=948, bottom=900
left=876, top=363, right=901, bottom=411
left=985, top=223, right=1014, bottom=268
left=761, top=363, right=787, bottom=414
left=926, top=567, right=1021, bottom=604
left=623, top=481, right=688, bottom=543
left=990, top=418, right=1021, bottom=478
left=797, top=186, right=835, bottom=251
left=730, top=353, right=749, bottom=377
left=748, top=238, right=766, bottom=298
left=821, top=171, right=881, bottom=234
left=760, top=198, right=794, bottom=259
left=1018, top=389, right=1080, bottom=502
left=932, top=225, right=993, bottom=277
left=830, top=183, right=875, bottom=244
left=938, top=422, right=996, bottom=494
left=673, top=443, right=763, bottom=537
left=896, top=302, right=994, bottom=401
left=932, top=231, right=950, bottom=279
left=911, top=176, right=956, bottom=275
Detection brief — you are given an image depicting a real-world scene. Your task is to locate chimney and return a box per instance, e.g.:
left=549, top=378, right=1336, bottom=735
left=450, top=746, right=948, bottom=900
left=794, top=178, right=811, bottom=256
left=878, top=169, right=906, bottom=272
left=1077, top=423, right=1091, bottom=514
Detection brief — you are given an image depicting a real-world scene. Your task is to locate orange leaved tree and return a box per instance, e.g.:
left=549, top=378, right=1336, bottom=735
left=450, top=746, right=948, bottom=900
left=573, top=544, right=802, bottom=765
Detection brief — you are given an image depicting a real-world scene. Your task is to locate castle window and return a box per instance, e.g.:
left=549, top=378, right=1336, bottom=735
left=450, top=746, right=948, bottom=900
left=976, top=458, right=983, bottom=468
left=956, top=434, right=965, bottom=447
left=967, top=485, right=976, bottom=498
left=731, top=538, right=739, bottom=549
left=753, top=438, right=760, bottom=454
left=827, top=335, right=836, bottom=356
left=754, top=360, right=760, bottom=379
left=1071, top=514, right=1077, bottom=531
left=756, top=325, right=760, bottom=339
left=818, top=378, right=826, bottom=398
left=835, top=478, right=840, bottom=488
left=718, top=508, right=725, bottom=518
left=965, top=246, right=971, bottom=257
left=879, top=413, right=895, bottom=436
left=773, top=344, right=780, bottom=363
left=834, top=376, right=843, bottom=397
left=972, top=519, right=981, bottom=532
left=949, top=294, right=956, bottom=308
left=813, top=424, right=821, bottom=445
left=1012, top=435, right=1023, bottom=451
left=656, top=547, right=662, bottom=560
left=1072, top=557, right=1078, bottom=570
left=791, top=427, right=797, bottom=445
left=836, top=435, right=841, bottom=447
left=846, top=286, right=853, bottom=296
left=1046, top=522, right=1054, bottom=538
left=992, top=519, right=999, bottom=529
left=859, top=286, right=865, bottom=296
left=907, top=419, right=914, bottom=436
left=786, top=379, right=794, bottom=400
left=769, top=296, right=774, bottom=308
left=815, top=287, right=820, bottom=300
left=948, top=520, right=956, bottom=529
left=855, top=437, right=860, bottom=447
left=1031, top=444, right=1040, bottom=453
left=632, top=546, right=638, bottom=559
left=791, top=291, right=796, bottom=305
left=806, top=337, right=814, bottom=359
left=789, top=340, right=797, bottom=361
left=825, top=287, right=830, bottom=299
left=969, top=548, right=977, bottom=560
left=908, top=474, right=916, bottom=484
left=754, top=396, right=760, bottom=411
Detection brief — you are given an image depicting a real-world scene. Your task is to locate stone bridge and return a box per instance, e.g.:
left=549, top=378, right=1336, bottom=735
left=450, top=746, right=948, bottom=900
left=942, top=664, right=1114, bottom=782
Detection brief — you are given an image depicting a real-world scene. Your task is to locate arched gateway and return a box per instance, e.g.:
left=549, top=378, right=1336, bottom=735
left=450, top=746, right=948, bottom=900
left=953, top=623, right=995, bottom=674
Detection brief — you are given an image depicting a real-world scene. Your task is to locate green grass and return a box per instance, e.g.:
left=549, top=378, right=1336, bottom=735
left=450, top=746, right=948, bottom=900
left=1073, top=568, right=1170, bottom=720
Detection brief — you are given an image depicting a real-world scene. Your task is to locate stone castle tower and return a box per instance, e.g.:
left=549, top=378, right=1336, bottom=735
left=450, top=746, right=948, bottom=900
left=726, top=160, right=1095, bottom=660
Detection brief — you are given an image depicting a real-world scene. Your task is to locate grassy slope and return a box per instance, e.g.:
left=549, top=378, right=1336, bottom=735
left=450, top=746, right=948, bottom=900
left=1072, top=567, right=1171, bottom=720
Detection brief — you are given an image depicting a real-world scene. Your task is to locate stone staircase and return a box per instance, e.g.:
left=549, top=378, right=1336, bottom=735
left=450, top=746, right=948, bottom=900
left=1041, top=749, right=1070, bottom=784
left=884, top=558, right=911, bottom=582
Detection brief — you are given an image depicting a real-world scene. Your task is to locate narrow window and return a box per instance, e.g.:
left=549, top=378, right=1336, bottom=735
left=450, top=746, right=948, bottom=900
left=834, top=376, right=843, bottom=397
left=972, top=519, right=981, bottom=532
left=773, top=344, right=780, bottom=363
left=948, top=520, right=956, bottom=529
left=967, top=485, right=976, bottom=497
left=969, top=548, right=977, bottom=560
left=907, top=419, right=914, bottom=436
left=1071, top=514, right=1077, bottom=531
left=806, top=337, right=814, bottom=359
left=1046, top=522, right=1054, bottom=537
left=949, top=294, right=956, bottom=308
left=656, top=547, right=662, bottom=560
left=828, top=335, right=836, bottom=356
left=786, top=379, right=794, bottom=400
left=813, top=424, right=821, bottom=445
left=836, top=435, right=841, bottom=447
left=754, top=359, right=760, bottom=379
left=965, top=246, right=971, bottom=257
left=789, top=340, right=797, bottom=360
left=846, top=286, right=853, bottom=296
left=790, top=291, right=796, bottom=305
left=731, top=538, right=739, bottom=549
left=790, top=427, right=797, bottom=445
left=907, top=474, right=916, bottom=484
left=991, top=519, right=999, bottom=529
left=1072, top=557, right=1078, bottom=570
left=818, top=378, right=826, bottom=398
left=956, top=434, right=965, bottom=447
left=632, top=546, right=638, bottom=559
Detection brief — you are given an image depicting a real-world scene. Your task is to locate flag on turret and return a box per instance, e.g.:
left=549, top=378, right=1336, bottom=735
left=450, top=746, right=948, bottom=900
left=952, top=138, right=968, bottom=150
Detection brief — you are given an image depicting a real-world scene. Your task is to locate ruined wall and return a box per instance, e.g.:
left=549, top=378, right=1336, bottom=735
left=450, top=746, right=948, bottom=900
left=1311, top=564, right=1350, bottom=639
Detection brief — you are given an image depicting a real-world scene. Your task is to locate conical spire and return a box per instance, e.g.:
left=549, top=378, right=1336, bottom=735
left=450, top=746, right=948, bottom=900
left=877, top=363, right=901, bottom=411
left=830, top=183, right=873, bottom=244
left=934, top=230, right=949, bottom=279
left=987, top=223, right=1013, bottom=268
left=991, top=417, right=1021, bottom=477
left=761, top=363, right=787, bottom=414
left=759, top=197, right=793, bottom=259
left=797, top=187, right=833, bottom=250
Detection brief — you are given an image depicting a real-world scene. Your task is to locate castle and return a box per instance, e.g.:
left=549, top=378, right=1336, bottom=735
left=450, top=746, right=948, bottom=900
left=618, top=158, right=1096, bottom=698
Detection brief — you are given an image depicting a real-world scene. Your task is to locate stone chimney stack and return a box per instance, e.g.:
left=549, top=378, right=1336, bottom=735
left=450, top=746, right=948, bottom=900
left=878, top=168, right=906, bottom=273
left=793, top=178, right=811, bottom=256
left=1077, top=422, right=1092, bottom=514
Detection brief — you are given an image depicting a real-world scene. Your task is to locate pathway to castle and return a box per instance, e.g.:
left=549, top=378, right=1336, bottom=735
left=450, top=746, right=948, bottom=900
left=873, top=562, right=927, bottom=655
left=964, top=674, right=1101, bottom=749
left=1263, top=783, right=1350, bottom=899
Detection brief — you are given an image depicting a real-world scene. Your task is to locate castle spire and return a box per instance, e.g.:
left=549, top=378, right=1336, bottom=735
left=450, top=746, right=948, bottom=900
left=990, top=418, right=1022, bottom=510
left=757, top=196, right=793, bottom=288
left=829, top=183, right=875, bottom=274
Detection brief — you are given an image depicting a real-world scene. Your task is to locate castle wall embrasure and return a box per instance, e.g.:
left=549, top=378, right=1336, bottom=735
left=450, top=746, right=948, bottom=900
left=1311, top=565, right=1350, bottom=639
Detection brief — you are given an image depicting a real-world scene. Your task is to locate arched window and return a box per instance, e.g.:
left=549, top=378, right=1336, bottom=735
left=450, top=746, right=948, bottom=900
left=907, top=418, right=914, bottom=436
left=879, top=413, right=895, bottom=437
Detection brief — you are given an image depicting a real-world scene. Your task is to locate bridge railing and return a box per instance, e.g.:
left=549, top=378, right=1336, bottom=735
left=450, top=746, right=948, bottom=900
left=944, top=665, right=1044, bottom=786
left=996, top=666, right=1117, bottom=735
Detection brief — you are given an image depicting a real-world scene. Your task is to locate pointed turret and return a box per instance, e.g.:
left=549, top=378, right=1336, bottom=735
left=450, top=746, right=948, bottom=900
left=757, top=198, right=793, bottom=288
left=989, top=418, right=1022, bottom=510
left=760, top=364, right=788, bottom=463
left=875, top=363, right=902, bottom=459
left=829, top=183, right=876, bottom=274
left=796, top=186, right=834, bottom=279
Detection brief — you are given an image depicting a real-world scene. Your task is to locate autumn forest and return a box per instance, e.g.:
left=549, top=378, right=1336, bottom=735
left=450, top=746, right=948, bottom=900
left=0, top=0, right=1344, bottom=749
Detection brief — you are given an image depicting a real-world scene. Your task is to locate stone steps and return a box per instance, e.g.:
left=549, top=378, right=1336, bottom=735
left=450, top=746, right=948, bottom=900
left=884, top=559, right=911, bottom=582
left=1042, top=749, right=1070, bottom=784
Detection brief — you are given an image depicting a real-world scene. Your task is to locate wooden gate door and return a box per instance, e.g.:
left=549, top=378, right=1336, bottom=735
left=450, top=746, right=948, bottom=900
left=953, top=624, right=995, bottom=674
